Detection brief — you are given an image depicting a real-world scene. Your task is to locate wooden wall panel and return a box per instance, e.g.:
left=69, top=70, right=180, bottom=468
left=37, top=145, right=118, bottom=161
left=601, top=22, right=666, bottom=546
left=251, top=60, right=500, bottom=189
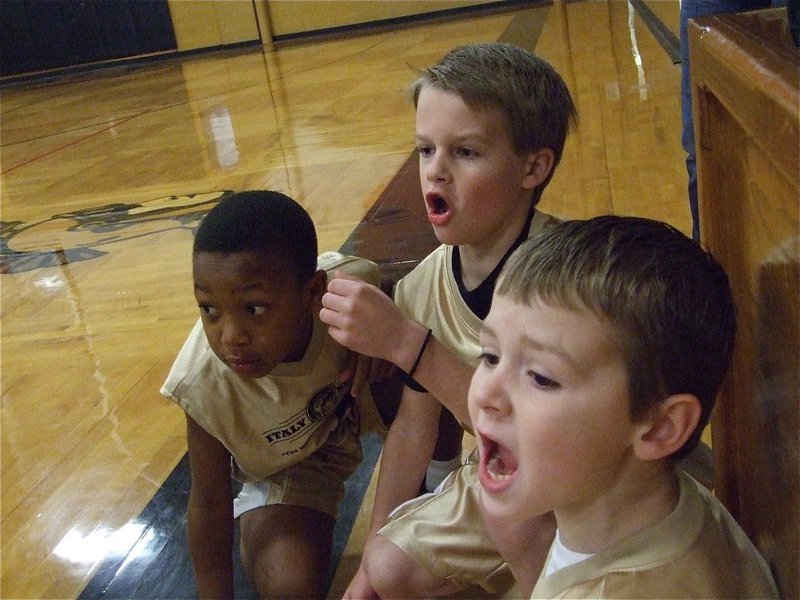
left=167, top=0, right=259, bottom=51
left=690, top=9, right=799, bottom=599
left=265, top=0, right=490, bottom=38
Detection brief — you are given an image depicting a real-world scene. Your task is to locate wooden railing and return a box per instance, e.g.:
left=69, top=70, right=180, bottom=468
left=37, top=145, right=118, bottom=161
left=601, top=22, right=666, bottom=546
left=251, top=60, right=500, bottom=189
left=690, top=8, right=799, bottom=598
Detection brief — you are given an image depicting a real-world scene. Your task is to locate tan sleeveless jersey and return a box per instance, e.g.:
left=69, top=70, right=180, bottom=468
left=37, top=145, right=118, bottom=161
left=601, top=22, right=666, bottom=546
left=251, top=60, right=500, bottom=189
left=161, top=252, right=380, bottom=483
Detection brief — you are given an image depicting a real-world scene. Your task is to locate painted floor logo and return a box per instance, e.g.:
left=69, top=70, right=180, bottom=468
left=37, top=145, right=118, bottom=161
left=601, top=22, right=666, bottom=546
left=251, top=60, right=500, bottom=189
left=0, top=191, right=233, bottom=274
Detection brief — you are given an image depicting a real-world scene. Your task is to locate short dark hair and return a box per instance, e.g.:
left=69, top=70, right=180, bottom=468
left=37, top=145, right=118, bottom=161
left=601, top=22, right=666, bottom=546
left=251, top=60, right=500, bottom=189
left=497, top=216, right=736, bottom=460
left=193, top=190, right=318, bottom=283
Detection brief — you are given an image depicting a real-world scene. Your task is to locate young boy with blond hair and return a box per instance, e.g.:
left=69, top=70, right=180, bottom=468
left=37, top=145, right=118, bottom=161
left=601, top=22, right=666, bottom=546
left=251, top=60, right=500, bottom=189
left=321, top=43, right=577, bottom=597
left=469, top=215, right=777, bottom=598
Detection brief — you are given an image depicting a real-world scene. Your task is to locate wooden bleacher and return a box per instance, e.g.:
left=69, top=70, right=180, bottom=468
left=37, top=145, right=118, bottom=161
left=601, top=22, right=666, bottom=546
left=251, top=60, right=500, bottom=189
left=689, top=9, right=799, bottom=598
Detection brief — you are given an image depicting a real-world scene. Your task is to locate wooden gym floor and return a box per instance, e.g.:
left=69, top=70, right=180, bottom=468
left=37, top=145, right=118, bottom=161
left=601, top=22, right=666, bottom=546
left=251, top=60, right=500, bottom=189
left=1, top=1, right=687, bottom=597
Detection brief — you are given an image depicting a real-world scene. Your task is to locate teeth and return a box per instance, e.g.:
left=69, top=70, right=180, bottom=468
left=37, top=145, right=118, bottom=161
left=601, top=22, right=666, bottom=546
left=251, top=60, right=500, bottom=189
left=488, top=470, right=511, bottom=482
left=487, top=454, right=511, bottom=481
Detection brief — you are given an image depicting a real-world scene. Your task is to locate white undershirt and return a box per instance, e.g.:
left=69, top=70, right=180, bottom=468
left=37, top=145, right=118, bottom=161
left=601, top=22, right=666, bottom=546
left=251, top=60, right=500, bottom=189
left=545, top=529, right=596, bottom=576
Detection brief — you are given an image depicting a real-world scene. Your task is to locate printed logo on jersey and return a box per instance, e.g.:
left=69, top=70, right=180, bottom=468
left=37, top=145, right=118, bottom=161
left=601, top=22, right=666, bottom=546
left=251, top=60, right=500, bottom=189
left=262, top=381, right=350, bottom=449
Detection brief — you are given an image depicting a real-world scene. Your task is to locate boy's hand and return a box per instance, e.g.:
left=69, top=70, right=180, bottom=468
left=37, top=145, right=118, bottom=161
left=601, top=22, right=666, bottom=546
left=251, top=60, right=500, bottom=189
left=321, top=271, right=413, bottom=366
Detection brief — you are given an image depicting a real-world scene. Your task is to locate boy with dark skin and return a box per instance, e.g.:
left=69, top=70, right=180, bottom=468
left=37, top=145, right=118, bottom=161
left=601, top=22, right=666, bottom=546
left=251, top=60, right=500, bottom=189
left=162, top=191, right=380, bottom=598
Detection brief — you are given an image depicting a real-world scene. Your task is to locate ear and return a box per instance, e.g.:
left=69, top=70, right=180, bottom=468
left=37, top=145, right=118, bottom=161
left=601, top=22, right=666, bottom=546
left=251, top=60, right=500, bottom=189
left=305, top=269, right=327, bottom=312
left=633, top=394, right=702, bottom=461
left=521, top=148, right=555, bottom=190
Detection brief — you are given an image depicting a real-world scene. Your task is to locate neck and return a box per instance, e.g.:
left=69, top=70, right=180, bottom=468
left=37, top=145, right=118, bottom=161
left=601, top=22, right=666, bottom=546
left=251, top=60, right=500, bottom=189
left=458, top=206, right=533, bottom=290
left=556, top=464, right=679, bottom=554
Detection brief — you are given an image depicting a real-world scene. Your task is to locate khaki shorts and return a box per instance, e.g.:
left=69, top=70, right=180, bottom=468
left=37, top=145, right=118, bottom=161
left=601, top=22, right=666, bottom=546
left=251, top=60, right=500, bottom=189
left=233, top=404, right=362, bottom=520
left=378, top=463, right=514, bottom=595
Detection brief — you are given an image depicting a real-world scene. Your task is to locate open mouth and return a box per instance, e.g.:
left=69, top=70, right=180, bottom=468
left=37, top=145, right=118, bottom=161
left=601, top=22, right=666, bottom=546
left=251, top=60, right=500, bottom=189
left=430, top=194, right=448, bottom=215
left=425, top=192, right=451, bottom=220
left=424, top=192, right=454, bottom=228
left=481, top=433, right=518, bottom=485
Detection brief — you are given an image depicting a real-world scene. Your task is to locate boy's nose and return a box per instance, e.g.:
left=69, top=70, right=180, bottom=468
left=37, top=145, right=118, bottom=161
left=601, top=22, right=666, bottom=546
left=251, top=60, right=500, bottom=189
left=424, top=153, right=449, bottom=182
left=471, top=367, right=512, bottom=416
left=221, top=317, right=249, bottom=346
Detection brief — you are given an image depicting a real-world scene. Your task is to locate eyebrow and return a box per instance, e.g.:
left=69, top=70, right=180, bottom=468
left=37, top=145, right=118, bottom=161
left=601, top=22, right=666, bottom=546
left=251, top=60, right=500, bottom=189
left=481, top=323, right=581, bottom=370
left=414, top=132, right=489, bottom=145
left=193, top=281, right=269, bottom=294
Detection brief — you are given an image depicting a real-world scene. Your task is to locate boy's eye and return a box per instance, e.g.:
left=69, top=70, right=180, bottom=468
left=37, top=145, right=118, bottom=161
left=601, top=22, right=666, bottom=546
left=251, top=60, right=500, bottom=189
left=479, top=352, right=499, bottom=367
left=247, top=305, right=267, bottom=316
left=529, top=371, right=559, bottom=390
left=417, top=145, right=434, bottom=157
left=199, top=304, right=219, bottom=317
left=456, top=147, right=476, bottom=158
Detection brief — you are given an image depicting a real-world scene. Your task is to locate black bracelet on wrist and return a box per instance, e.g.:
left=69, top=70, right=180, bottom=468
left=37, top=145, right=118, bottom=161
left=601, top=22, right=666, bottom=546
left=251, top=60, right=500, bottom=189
left=404, top=376, right=428, bottom=393
left=407, top=328, right=433, bottom=380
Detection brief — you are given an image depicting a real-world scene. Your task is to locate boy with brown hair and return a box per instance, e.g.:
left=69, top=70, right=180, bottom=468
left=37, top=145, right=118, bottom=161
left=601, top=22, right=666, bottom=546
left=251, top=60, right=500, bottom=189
left=469, top=215, right=777, bottom=598
left=321, top=43, right=577, bottom=597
